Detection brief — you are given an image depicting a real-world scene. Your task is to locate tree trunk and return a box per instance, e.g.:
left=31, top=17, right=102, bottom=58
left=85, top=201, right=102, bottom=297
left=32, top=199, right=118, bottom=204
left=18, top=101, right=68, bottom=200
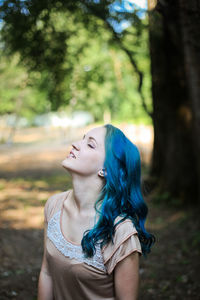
left=179, top=0, right=200, bottom=201
left=148, top=0, right=199, bottom=204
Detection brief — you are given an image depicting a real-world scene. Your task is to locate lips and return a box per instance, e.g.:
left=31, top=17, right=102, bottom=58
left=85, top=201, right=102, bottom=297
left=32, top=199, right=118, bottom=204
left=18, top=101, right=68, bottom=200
left=69, top=150, right=76, bottom=158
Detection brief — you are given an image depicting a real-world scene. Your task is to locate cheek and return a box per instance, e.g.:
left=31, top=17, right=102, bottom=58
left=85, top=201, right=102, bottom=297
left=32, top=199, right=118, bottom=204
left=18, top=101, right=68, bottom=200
left=82, top=151, right=105, bottom=168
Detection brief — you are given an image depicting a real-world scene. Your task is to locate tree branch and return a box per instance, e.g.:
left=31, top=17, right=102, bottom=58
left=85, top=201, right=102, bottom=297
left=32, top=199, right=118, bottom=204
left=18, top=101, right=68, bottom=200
left=103, top=21, right=153, bottom=118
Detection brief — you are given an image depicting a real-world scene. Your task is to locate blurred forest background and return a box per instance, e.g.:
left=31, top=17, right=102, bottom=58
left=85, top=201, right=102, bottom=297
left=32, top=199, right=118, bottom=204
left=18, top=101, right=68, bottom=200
left=0, top=0, right=200, bottom=299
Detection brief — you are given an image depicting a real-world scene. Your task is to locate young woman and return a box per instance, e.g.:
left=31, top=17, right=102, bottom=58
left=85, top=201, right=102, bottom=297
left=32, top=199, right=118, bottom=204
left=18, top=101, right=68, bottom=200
left=38, top=124, right=155, bottom=300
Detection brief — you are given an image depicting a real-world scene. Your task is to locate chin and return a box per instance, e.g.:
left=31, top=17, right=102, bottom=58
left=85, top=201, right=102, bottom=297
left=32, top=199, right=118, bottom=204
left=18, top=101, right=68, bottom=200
left=61, top=158, right=75, bottom=173
left=61, top=159, right=69, bottom=169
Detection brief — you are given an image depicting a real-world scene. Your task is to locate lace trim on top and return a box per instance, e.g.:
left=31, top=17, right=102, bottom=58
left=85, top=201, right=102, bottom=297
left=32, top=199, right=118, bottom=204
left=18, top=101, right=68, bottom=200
left=47, top=211, right=107, bottom=272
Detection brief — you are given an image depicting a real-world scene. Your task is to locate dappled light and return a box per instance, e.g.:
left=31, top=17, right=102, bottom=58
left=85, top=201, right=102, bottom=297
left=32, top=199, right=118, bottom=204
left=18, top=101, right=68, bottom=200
left=0, top=126, right=199, bottom=299
left=0, top=0, right=200, bottom=299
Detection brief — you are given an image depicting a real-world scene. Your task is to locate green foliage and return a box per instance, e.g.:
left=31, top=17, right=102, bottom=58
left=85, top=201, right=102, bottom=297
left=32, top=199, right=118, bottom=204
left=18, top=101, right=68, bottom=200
left=0, top=0, right=152, bottom=123
left=0, top=52, right=50, bottom=120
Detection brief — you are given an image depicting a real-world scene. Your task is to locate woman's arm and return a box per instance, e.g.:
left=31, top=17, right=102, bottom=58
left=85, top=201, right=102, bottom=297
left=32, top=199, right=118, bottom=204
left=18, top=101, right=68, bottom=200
left=114, top=252, right=140, bottom=300
left=38, top=224, right=54, bottom=300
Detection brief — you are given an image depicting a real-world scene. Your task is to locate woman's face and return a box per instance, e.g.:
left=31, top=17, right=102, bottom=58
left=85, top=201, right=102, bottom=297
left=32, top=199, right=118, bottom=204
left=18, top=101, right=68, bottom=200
left=62, top=126, right=106, bottom=177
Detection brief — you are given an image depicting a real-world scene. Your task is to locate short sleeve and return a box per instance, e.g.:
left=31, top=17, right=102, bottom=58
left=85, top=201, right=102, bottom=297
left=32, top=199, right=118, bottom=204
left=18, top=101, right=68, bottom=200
left=102, top=217, right=142, bottom=275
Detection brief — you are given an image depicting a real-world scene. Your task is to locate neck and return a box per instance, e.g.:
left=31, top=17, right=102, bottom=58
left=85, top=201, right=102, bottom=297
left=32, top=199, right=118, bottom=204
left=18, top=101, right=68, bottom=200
left=70, top=174, right=103, bottom=217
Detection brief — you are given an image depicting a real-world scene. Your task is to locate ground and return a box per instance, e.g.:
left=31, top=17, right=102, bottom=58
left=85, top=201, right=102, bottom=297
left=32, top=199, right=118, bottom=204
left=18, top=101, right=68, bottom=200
left=0, top=126, right=199, bottom=299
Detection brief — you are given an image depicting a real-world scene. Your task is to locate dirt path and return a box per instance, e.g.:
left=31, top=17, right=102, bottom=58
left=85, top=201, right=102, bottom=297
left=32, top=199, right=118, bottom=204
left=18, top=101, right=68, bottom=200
left=0, top=127, right=199, bottom=299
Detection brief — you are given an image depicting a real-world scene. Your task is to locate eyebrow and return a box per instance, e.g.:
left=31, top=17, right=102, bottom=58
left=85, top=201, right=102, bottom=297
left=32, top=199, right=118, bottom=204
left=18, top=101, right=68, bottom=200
left=83, top=134, right=98, bottom=145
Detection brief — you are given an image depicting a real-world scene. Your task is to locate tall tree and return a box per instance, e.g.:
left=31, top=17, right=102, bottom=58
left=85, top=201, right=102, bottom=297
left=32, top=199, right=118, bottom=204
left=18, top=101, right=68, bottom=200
left=148, top=0, right=200, bottom=204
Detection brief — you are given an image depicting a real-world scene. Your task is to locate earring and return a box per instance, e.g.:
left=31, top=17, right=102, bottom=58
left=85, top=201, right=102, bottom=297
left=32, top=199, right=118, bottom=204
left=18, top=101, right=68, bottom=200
left=98, top=169, right=105, bottom=177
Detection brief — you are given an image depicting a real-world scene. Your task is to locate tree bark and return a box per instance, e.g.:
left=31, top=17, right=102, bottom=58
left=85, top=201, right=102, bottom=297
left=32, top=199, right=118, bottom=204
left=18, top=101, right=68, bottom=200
left=148, top=0, right=199, bottom=204
left=178, top=0, right=200, bottom=201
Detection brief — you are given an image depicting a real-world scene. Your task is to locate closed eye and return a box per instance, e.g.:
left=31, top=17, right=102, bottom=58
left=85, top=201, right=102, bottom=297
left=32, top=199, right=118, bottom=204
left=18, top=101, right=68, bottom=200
left=88, top=144, right=95, bottom=148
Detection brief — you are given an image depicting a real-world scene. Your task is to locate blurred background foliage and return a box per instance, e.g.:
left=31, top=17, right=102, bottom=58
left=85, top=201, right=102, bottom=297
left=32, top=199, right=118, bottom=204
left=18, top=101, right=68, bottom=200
left=0, top=0, right=152, bottom=124
left=0, top=1, right=200, bottom=298
left=1, top=0, right=200, bottom=206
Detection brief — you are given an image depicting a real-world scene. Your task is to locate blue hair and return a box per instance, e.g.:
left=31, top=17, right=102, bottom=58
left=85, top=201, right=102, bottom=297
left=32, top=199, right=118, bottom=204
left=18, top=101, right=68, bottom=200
left=81, top=124, right=155, bottom=257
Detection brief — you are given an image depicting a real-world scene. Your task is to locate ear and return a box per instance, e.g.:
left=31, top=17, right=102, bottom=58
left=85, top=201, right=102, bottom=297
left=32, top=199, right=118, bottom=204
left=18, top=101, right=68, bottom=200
left=98, top=168, right=107, bottom=178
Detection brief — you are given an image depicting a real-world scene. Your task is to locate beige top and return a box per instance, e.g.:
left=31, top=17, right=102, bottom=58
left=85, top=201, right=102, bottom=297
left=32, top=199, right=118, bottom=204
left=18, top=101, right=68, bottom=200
left=44, top=191, right=142, bottom=300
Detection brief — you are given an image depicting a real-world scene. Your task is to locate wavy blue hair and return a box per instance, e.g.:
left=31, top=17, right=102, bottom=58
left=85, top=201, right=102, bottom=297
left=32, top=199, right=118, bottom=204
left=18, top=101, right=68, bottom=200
left=81, top=124, right=155, bottom=258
